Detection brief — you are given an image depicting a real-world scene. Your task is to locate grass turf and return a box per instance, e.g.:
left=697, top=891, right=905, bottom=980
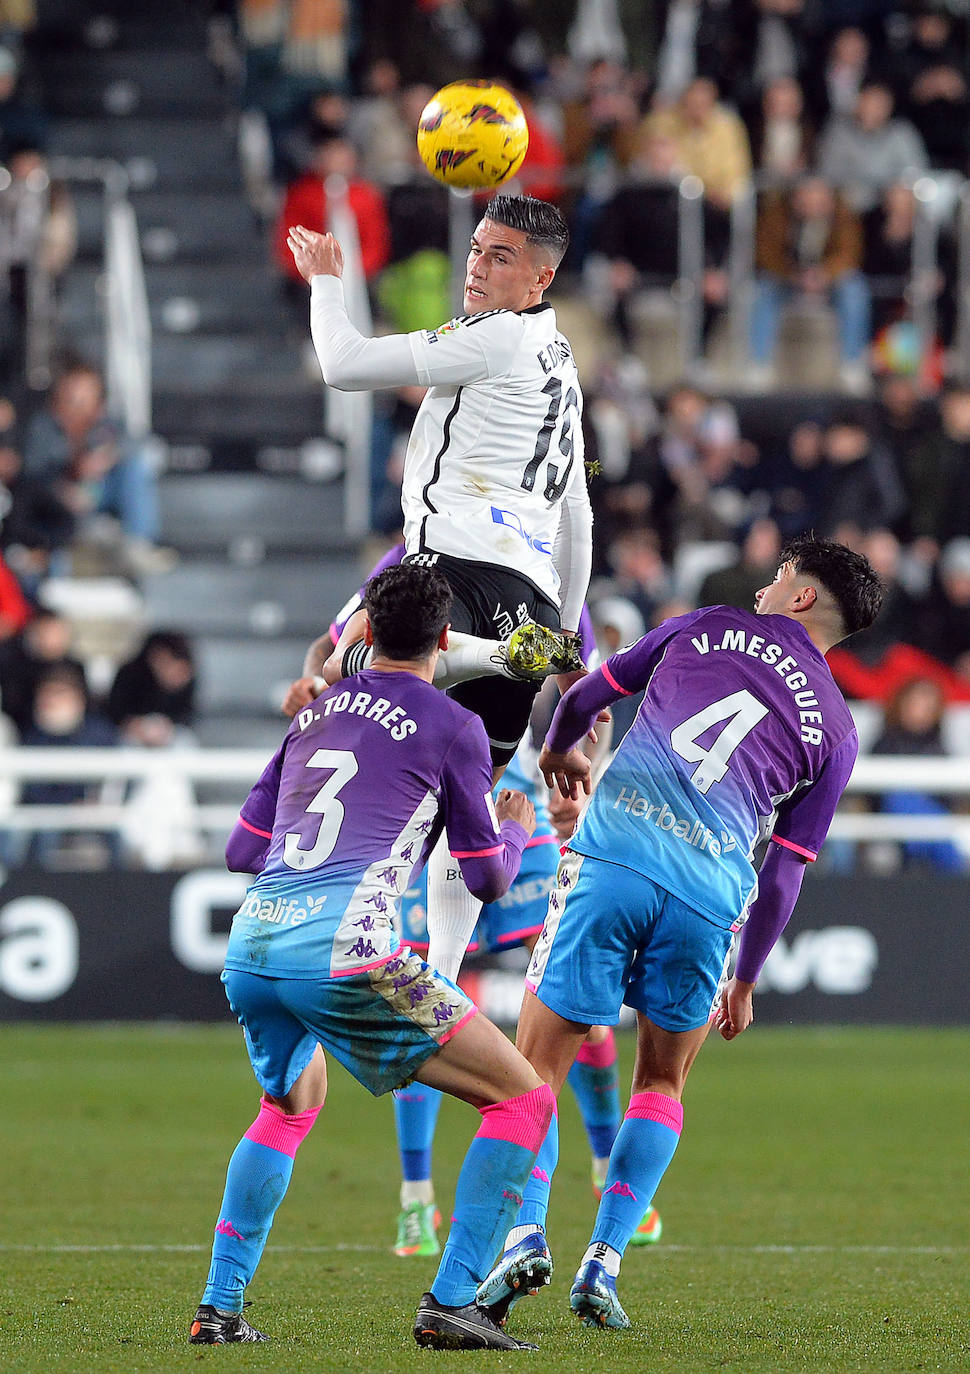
left=1, top=1024, right=968, bottom=1372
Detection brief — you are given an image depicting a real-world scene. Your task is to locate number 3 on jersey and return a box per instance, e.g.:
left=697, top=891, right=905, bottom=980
left=283, top=749, right=358, bottom=871
left=670, top=690, right=768, bottom=794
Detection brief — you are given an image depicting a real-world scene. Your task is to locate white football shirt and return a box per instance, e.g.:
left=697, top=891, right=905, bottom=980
left=310, top=276, right=592, bottom=629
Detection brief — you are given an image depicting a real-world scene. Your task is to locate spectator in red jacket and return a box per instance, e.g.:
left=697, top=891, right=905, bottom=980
left=274, top=132, right=390, bottom=286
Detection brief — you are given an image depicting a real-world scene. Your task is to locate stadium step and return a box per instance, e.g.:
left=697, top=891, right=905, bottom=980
left=40, top=49, right=230, bottom=118
left=158, top=474, right=350, bottom=555
left=49, top=117, right=242, bottom=191
left=153, top=384, right=325, bottom=450
left=195, top=634, right=321, bottom=716
left=140, top=557, right=361, bottom=639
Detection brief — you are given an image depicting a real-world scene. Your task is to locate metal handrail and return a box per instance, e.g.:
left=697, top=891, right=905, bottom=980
left=45, top=156, right=152, bottom=436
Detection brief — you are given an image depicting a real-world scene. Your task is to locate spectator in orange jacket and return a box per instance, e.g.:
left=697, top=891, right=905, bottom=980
left=274, top=132, right=390, bottom=285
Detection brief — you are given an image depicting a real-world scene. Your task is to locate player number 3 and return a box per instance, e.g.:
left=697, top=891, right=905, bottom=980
left=283, top=749, right=359, bottom=871
left=670, top=690, right=769, bottom=794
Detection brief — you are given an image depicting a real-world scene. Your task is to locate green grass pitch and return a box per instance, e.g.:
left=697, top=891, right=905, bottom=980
left=2, top=1024, right=968, bottom=1373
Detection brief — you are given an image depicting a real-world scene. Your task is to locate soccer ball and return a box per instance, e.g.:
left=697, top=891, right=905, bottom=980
left=416, top=80, right=529, bottom=189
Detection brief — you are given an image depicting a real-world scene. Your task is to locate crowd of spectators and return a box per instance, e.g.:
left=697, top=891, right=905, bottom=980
left=0, top=0, right=967, bottom=872
left=241, top=0, right=970, bottom=397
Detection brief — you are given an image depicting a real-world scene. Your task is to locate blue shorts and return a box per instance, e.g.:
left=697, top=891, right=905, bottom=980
left=222, top=946, right=476, bottom=1098
left=398, top=840, right=559, bottom=955
left=526, top=849, right=733, bottom=1033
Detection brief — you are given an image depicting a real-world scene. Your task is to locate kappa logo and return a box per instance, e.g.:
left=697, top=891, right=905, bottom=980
left=605, top=1181, right=637, bottom=1200
left=216, top=1218, right=243, bottom=1240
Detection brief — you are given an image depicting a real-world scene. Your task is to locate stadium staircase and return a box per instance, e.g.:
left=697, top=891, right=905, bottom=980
left=30, top=0, right=362, bottom=746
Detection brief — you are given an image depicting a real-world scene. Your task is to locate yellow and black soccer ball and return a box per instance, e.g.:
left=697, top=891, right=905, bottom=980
left=417, top=80, right=529, bottom=189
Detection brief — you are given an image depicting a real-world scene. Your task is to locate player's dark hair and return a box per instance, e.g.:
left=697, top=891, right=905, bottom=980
left=781, top=535, right=883, bottom=638
left=364, top=564, right=453, bottom=662
left=485, top=194, right=569, bottom=266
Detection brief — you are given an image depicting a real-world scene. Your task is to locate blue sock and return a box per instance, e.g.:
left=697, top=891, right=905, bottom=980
left=589, top=1091, right=682, bottom=1257
left=201, top=1102, right=317, bottom=1312
left=516, top=1112, right=559, bottom=1232
left=393, top=1083, right=443, bottom=1183
left=567, top=1047, right=621, bottom=1165
left=431, top=1085, right=553, bottom=1307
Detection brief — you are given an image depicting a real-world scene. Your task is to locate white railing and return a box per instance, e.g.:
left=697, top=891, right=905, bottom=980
left=46, top=157, right=152, bottom=436
left=0, top=748, right=968, bottom=843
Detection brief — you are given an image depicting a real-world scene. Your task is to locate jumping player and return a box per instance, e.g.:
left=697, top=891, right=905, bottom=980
left=187, top=565, right=555, bottom=1352
left=476, top=536, right=882, bottom=1332
left=287, top=194, right=593, bottom=998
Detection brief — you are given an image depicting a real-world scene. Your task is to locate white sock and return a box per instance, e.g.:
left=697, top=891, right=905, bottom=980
left=581, top=1241, right=622, bottom=1278
left=593, top=1155, right=611, bottom=1181
left=425, top=833, right=482, bottom=983
left=401, top=1180, right=435, bottom=1207
left=434, top=631, right=515, bottom=687
left=504, top=1223, right=544, bottom=1250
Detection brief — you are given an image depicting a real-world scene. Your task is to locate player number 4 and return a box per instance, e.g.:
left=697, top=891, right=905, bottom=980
left=670, top=690, right=768, bottom=794
left=283, top=748, right=359, bottom=871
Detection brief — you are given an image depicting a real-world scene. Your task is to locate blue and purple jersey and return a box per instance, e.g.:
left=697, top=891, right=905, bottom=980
left=225, top=668, right=521, bottom=979
left=563, top=606, right=857, bottom=931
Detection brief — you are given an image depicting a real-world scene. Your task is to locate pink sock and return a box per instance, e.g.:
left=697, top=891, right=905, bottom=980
left=244, top=1100, right=320, bottom=1158
left=626, top=1090, right=683, bottom=1135
left=575, top=1028, right=617, bottom=1070
left=477, top=1084, right=556, bottom=1152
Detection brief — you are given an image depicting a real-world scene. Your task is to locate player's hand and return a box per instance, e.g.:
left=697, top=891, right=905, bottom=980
left=538, top=744, right=592, bottom=800
left=495, top=788, right=536, bottom=836
left=546, top=782, right=584, bottom=840
left=713, top=976, right=755, bottom=1041
left=282, top=675, right=324, bottom=718
left=287, top=225, right=344, bottom=283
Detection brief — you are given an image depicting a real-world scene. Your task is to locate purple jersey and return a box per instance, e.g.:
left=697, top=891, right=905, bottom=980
left=570, top=607, right=857, bottom=930
left=224, top=668, right=508, bottom=979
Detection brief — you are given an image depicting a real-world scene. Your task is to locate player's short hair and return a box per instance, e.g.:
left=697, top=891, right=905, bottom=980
left=364, top=563, right=453, bottom=662
left=484, top=195, right=569, bottom=267
left=781, top=535, right=883, bottom=639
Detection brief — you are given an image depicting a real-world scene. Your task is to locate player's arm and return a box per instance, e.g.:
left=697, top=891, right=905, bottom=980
left=289, top=226, right=519, bottom=391
left=714, top=843, right=808, bottom=1040
left=539, top=612, right=706, bottom=796
left=716, top=729, right=860, bottom=1039
left=225, top=745, right=285, bottom=874
left=440, top=718, right=536, bottom=903
left=552, top=424, right=593, bottom=639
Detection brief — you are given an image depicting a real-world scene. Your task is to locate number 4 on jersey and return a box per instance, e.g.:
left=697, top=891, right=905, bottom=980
left=670, top=690, right=768, bottom=794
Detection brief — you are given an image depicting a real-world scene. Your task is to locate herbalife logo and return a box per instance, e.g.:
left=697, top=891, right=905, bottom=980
left=612, top=786, right=736, bottom=858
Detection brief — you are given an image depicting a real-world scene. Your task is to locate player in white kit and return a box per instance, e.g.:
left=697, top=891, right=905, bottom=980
left=288, top=195, right=594, bottom=992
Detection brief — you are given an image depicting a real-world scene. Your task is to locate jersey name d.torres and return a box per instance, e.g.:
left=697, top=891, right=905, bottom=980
left=403, top=303, right=586, bottom=607
left=573, top=606, right=858, bottom=930
left=224, top=669, right=503, bottom=979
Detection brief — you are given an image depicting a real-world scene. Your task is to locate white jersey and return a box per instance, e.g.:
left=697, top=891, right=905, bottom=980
left=403, top=306, right=586, bottom=610
left=310, top=277, right=592, bottom=629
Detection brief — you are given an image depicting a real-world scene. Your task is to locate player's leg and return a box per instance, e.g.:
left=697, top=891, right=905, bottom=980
left=570, top=894, right=733, bottom=1330
left=569, top=1015, right=703, bottom=1330
left=392, top=1083, right=443, bottom=1256
left=477, top=848, right=639, bottom=1324
left=410, top=1002, right=555, bottom=1350
left=390, top=879, right=447, bottom=1256
left=190, top=972, right=325, bottom=1344
left=568, top=1024, right=663, bottom=1246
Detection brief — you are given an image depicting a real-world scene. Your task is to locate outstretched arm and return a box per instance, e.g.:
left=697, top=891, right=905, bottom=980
left=289, top=225, right=516, bottom=392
